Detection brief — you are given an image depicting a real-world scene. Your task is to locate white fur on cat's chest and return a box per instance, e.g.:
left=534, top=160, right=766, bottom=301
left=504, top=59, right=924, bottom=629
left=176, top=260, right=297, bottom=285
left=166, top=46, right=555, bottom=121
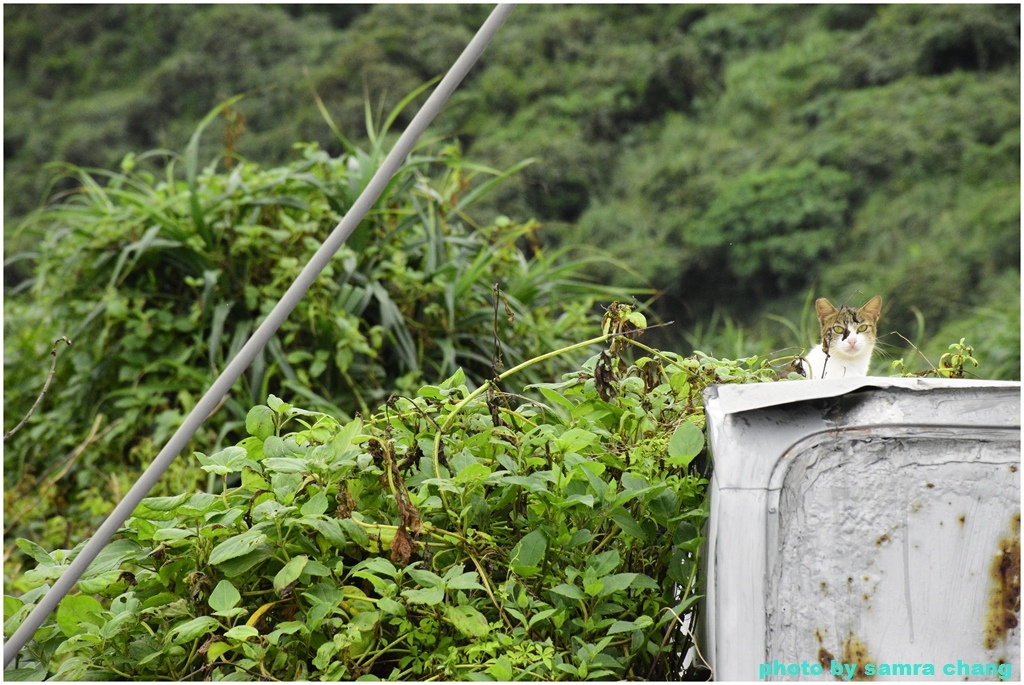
left=803, top=342, right=872, bottom=379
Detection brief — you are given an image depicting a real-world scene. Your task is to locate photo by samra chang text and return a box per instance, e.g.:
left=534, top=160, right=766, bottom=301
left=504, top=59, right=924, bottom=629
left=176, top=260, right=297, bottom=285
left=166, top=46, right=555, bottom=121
left=759, top=659, right=1014, bottom=681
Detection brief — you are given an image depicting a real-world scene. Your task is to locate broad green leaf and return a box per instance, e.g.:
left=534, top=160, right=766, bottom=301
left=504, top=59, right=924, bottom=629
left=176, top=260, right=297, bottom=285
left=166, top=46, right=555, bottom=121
left=338, top=518, right=369, bottom=548
left=139, top=493, right=190, bottom=511
left=312, top=635, right=340, bottom=671
left=262, top=457, right=308, bottom=473
left=179, top=492, right=219, bottom=516
left=241, top=467, right=271, bottom=491
left=452, top=461, right=491, bottom=484
left=648, top=489, right=680, bottom=523
left=77, top=570, right=131, bottom=596
left=500, top=474, right=547, bottom=492
left=377, top=597, right=405, bottom=616
left=407, top=567, right=444, bottom=588
left=55, top=595, right=105, bottom=637
left=587, top=550, right=621, bottom=577
left=609, top=507, right=649, bottom=541
left=3, top=665, right=48, bottom=680
left=402, top=586, right=445, bottom=605
left=444, top=566, right=485, bottom=591
left=272, top=472, right=302, bottom=504
left=331, top=418, right=363, bottom=452
left=536, top=386, right=577, bottom=412
left=550, top=583, right=585, bottom=601
left=266, top=394, right=290, bottom=413
left=607, top=619, right=641, bottom=635
left=596, top=572, right=638, bottom=597
left=667, top=421, right=704, bottom=466
left=15, top=539, right=54, bottom=565
left=209, top=530, right=269, bottom=565
left=274, top=555, right=309, bottom=595
left=300, top=490, right=329, bottom=517
left=565, top=493, right=595, bottom=508
left=577, top=460, right=609, bottom=493
left=352, top=557, right=397, bottom=578
left=487, top=656, right=514, bottom=681
left=443, top=604, right=490, bottom=638
left=304, top=560, right=331, bottom=577
left=140, top=592, right=180, bottom=610
left=217, top=546, right=274, bottom=578
left=246, top=405, right=276, bottom=440
left=195, top=446, right=249, bottom=476
left=528, top=608, right=557, bottom=627
left=632, top=574, right=660, bottom=591
left=168, top=616, right=221, bottom=644
left=267, top=621, right=306, bottom=646
left=262, top=436, right=288, bottom=459
left=509, top=529, right=547, bottom=577
left=209, top=580, right=241, bottom=613
left=54, top=632, right=102, bottom=654
left=153, top=527, right=194, bottom=542
left=98, top=611, right=137, bottom=640
left=416, top=385, right=445, bottom=400
left=224, top=625, right=260, bottom=641
left=84, top=539, right=143, bottom=575
left=207, top=641, right=232, bottom=662
left=620, top=473, right=649, bottom=492
left=555, top=427, right=598, bottom=454
left=438, top=367, right=466, bottom=389
left=4, top=596, right=24, bottom=621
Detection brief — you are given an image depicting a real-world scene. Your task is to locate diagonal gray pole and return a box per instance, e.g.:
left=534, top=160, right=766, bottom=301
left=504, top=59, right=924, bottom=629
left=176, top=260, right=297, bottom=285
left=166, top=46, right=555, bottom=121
left=3, top=3, right=515, bottom=668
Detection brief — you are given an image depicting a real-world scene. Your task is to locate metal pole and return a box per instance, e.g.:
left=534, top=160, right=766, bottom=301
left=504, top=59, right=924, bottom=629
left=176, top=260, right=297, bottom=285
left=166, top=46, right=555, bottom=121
left=3, top=3, right=515, bottom=667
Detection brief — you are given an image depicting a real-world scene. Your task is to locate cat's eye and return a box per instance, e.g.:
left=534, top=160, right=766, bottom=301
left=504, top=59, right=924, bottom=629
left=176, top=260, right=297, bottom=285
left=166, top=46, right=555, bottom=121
left=832, top=325, right=845, bottom=334
left=857, top=324, right=868, bottom=332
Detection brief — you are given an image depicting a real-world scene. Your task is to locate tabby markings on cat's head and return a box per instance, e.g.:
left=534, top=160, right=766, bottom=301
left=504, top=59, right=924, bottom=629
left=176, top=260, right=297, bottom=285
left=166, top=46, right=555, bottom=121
left=816, top=295, right=882, bottom=360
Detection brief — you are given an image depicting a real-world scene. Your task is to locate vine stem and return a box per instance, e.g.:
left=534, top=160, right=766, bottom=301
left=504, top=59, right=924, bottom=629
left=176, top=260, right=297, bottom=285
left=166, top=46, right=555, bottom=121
left=4, top=337, right=71, bottom=441
left=466, top=552, right=513, bottom=629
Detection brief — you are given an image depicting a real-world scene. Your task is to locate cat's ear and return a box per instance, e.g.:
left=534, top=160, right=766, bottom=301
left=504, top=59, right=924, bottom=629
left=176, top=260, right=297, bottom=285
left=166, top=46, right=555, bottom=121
left=860, top=295, right=882, bottom=319
left=815, top=298, right=837, bottom=321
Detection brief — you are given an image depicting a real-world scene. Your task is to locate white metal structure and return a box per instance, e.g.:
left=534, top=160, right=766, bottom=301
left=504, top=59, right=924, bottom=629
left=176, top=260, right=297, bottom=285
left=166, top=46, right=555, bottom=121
left=701, top=378, right=1021, bottom=681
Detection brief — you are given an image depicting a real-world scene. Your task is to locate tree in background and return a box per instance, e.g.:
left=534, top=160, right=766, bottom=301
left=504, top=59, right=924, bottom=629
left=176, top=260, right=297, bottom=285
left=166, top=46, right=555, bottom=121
left=4, top=4, right=1018, bottom=376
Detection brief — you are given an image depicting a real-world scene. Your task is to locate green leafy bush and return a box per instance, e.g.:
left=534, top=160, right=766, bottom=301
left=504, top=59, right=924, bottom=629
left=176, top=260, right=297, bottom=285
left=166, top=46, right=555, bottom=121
left=686, top=161, right=851, bottom=289
left=3, top=99, right=624, bottom=574
left=4, top=326, right=780, bottom=681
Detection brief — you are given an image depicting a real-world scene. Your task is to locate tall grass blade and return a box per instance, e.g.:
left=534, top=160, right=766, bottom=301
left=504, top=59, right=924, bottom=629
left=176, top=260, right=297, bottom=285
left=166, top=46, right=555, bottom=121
left=184, top=95, right=245, bottom=249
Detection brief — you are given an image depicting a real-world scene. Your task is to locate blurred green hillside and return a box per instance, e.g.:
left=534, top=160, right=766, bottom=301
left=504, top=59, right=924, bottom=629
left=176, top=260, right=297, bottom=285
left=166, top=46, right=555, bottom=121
left=4, top=4, right=1019, bottom=377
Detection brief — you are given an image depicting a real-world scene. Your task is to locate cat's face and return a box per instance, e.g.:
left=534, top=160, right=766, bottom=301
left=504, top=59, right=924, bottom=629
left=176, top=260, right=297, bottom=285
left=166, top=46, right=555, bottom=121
left=816, top=296, right=882, bottom=360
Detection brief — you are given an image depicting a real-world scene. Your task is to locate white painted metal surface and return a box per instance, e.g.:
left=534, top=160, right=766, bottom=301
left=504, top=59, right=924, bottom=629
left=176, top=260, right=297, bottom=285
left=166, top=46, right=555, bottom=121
left=700, top=378, right=1021, bottom=681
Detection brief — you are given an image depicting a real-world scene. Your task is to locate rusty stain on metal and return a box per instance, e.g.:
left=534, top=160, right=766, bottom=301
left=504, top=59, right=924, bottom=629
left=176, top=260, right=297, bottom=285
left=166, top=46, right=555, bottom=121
left=818, top=646, right=836, bottom=676
left=815, top=628, right=836, bottom=676
left=926, top=482, right=935, bottom=488
left=875, top=533, right=890, bottom=546
left=984, top=513, right=1021, bottom=650
left=958, top=514, right=967, bottom=527
left=842, top=633, right=876, bottom=681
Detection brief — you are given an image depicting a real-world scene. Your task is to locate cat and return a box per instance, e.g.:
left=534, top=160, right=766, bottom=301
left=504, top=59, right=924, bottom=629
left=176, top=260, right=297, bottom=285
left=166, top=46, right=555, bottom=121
left=796, top=296, right=882, bottom=380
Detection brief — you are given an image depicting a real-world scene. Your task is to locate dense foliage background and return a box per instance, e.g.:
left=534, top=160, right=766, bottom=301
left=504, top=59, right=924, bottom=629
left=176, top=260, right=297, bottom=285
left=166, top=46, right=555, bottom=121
left=2, top=5, right=1018, bottom=679
left=5, top=4, right=1020, bottom=375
